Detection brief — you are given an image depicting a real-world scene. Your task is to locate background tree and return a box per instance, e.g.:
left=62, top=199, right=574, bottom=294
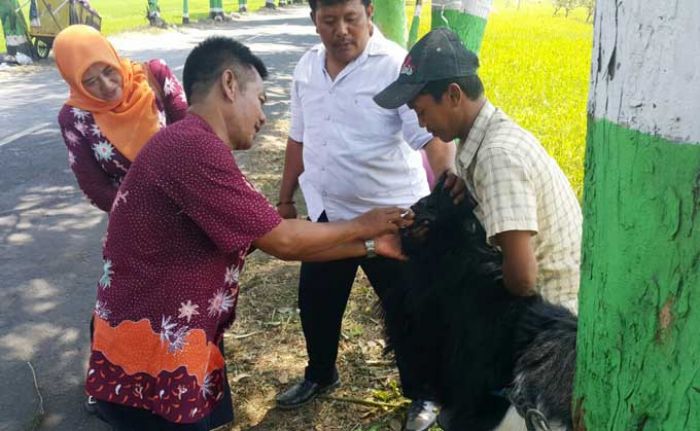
left=373, top=0, right=407, bottom=47
left=430, top=0, right=492, bottom=54
left=146, top=0, right=166, bottom=26
left=209, top=0, right=224, bottom=20
left=0, top=0, right=32, bottom=58
left=574, top=0, right=700, bottom=429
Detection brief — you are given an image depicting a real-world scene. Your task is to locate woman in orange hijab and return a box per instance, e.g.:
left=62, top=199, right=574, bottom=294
left=55, top=25, right=188, bottom=212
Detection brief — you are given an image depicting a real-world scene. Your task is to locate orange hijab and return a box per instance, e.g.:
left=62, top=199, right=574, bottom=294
left=54, top=25, right=160, bottom=161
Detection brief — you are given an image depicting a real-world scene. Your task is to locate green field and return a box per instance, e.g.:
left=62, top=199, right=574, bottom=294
left=479, top=1, right=592, bottom=197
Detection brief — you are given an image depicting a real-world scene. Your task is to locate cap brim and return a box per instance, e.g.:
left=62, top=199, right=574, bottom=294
left=373, top=81, right=426, bottom=110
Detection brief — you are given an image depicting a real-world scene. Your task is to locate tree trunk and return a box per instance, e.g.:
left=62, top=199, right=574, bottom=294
left=182, top=0, right=189, bottom=24
left=209, top=0, right=224, bottom=19
left=406, top=0, right=422, bottom=48
left=373, top=0, right=407, bottom=47
left=574, top=1, right=700, bottom=429
left=430, top=0, right=492, bottom=54
left=0, top=0, right=32, bottom=57
left=147, top=0, right=165, bottom=26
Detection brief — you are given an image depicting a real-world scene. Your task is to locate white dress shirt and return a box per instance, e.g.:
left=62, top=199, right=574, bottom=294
left=289, top=27, right=432, bottom=222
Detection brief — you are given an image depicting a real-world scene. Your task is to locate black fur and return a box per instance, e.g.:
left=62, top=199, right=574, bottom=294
left=382, top=177, right=577, bottom=430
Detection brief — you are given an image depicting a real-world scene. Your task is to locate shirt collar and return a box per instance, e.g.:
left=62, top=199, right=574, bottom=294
left=457, top=100, right=497, bottom=170
left=311, top=24, right=390, bottom=58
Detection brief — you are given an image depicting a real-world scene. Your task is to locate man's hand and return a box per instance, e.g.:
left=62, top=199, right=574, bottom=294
left=352, top=207, right=411, bottom=238
left=442, top=171, right=467, bottom=205
left=277, top=202, right=297, bottom=219
left=493, top=230, right=538, bottom=297
left=375, top=233, right=406, bottom=260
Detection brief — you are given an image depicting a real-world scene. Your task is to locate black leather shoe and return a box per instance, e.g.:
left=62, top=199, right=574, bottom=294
left=275, top=377, right=340, bottom=410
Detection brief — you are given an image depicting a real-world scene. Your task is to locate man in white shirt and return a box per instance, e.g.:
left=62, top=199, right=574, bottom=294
left=274, top=0, right=455, bottom=429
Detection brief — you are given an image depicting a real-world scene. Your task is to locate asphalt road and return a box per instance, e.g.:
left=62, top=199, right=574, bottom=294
left=0, top=7, right=316, bottom=430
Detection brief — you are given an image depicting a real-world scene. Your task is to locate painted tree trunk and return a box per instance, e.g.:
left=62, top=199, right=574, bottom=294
left=430, top=0, right=492, bottom=54
left=574, top=1, right=700, bottom=429
left=209, top=0, right=224, bottom=19
left=147, top=0, right=164, bottom=26
left=406, top=0, right=422, bottom=48
left=0, top=0, right=32, bottom=57
left=182, top=0, right=189, bottom=24
left=373, top=0, right=407, bottom=47
left=239, top=0, right=248, bottom=13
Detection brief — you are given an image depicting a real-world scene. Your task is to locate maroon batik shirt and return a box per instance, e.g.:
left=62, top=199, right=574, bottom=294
left=86, top=113, right=282, bottom=423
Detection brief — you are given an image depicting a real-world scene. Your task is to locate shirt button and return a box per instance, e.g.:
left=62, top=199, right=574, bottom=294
left=325, top=114, right=331, bottom=121
left=323, top=141, right=327, bottom=146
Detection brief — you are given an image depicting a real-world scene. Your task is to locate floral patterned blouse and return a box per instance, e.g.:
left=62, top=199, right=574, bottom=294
left=86, top=114, right=282, bottom=423
left=58, top=59, right=188, bottom=212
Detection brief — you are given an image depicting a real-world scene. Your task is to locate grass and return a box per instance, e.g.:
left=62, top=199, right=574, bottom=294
left=479, top=0, right=592, bottom=197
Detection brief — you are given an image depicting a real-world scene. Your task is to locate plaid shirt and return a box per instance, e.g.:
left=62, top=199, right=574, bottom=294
left=456, top=101, right=582, bottom=310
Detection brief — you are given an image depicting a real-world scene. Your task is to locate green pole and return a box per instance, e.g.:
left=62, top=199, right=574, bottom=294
left=373, top=0, right=406, bottom=47
left=0, top=0, right=32, bottom=58
left=431, top=0, right=492, bottom=54
left=238, top=0, right=247, bottom=13
left=209, top=0, right=224, bottom=20
left=407, top=0, right=422, bottom=48
left=574, top=0, right=700, bottom=429
left=182, top=0, right=189, bottom=24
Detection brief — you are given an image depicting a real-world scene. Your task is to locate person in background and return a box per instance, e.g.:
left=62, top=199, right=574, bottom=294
left=54, top=24, right=188, bottom=212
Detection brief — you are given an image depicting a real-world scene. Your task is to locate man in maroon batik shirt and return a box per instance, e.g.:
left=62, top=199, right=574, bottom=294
left=87, top=37, right=409, bottom=431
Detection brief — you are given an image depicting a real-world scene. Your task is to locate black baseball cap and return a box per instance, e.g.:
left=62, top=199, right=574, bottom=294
left=374, top=28, right=480, bottom=109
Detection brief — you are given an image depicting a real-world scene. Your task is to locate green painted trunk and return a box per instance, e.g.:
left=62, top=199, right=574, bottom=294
left=0, top=0, right=31, bottom=56
left=430, top=0, right=491, bottom=54
left=209, top=0, right=224, bottom=18
left=182, top=0, right=189, bottom=23
left=407, top=0, right=422, bottom=48
left=575, top=120, right=700, bottom=429
left=431, top=9, right=486, bottom=53
left=147, top=0, right=160, bottom=14
left=575, top=0, right=700, bottom=428
left=373, top=0, right=407, bottom=47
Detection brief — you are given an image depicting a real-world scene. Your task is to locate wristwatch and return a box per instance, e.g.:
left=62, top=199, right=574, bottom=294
left=364, top=239, right=377, bottom=258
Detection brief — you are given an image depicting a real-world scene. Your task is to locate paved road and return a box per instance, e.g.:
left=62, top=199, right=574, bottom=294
left=0, top=8, right=316, bottom=430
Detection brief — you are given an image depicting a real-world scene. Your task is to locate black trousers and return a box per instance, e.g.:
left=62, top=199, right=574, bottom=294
left=299, top=212, right=432, bottom=401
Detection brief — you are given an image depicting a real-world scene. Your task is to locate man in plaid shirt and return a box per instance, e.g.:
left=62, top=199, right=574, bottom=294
left=375, top=28, right=582, bottom=312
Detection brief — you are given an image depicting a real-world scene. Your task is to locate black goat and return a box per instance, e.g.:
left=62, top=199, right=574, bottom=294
left=382, top=178, right=577, bottom=431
